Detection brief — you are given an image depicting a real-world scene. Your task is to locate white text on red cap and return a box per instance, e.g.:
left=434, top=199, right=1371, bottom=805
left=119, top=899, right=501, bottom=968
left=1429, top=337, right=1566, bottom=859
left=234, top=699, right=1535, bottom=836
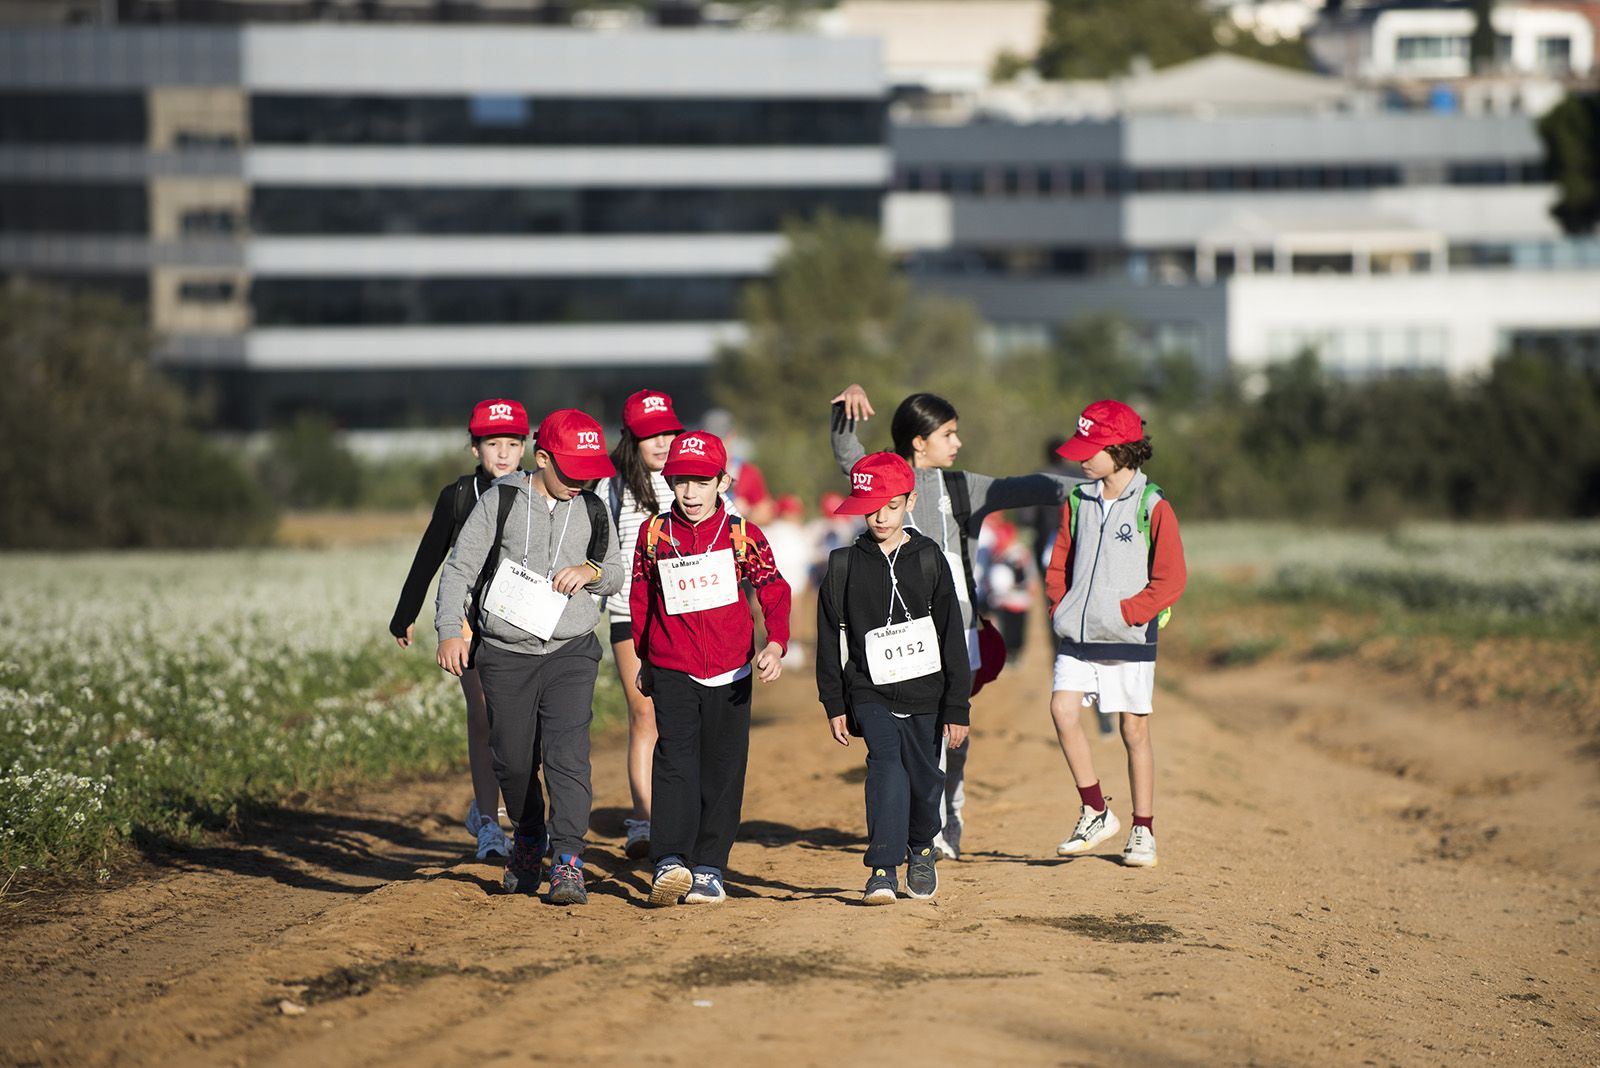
left=575, top=430, right=601, bottom=451
left=1077, top=415, right=1095, bottom=435
left=679, top=436, right=708, bottom=456
left=642, top=396, right=668, bottom=413
left=852, top=471, right=875, bottom=492
left=489, top=402, right=514, bottom=422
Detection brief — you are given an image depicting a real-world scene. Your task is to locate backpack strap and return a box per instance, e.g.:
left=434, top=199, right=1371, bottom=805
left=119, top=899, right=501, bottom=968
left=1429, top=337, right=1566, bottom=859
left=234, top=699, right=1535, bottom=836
left=918, top=544, right=940, bottom=612
left=643, top=514, right=670, bottom=563
left=606, top=477, right=623, bottom=529
left=466, top=484, right=519, bottom=668
left=579, top=489, right=609, bottom=565
left=729, top=515, right=757, bottom=581
left=449, top=473, right=481, bottom=545
left=1067, top=484, right=1087, bottom=539
left=825, top=546, right=852, bottom=666
left=941, top=471, right=981, bottom=608
left=1137, top=482, right=1174, bottom=629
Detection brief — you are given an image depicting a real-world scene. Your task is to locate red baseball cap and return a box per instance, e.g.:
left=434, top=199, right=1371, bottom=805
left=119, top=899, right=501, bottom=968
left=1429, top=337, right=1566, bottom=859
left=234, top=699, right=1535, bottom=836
left=662, top=430, right=727, bottom=479
left=834, top=452, right=916, bottom=515
left=622, top=389, right=683, bottom=439
left=535, top=409, right=615, bottom=480
left=1057, top=400, right=1144, bottom=462
left=469, top=398, right=529, bottom=438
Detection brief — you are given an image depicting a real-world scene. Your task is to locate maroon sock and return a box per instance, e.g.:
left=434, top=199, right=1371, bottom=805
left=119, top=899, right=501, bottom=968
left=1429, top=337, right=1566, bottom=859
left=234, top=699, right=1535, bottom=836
left=1133, top=815, right=1154, bottom=834
left=1077, top=782, right=1105, bottom=812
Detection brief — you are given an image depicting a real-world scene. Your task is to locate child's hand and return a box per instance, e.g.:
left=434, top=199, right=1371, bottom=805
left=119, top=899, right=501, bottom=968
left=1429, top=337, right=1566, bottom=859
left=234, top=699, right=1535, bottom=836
left=436, top=637, right=469, bottom=677
left=395, top=624, right=414, bottom=649
left=636, top=663, right=653, bottom=697
left=755, top=641, right=784, bottom=682
left=828, top=715, right=851, bottom=747
left=944, top=723, right=969, bottom=748
left=551, top=564, right=593, bottom=595
left=830, top=383, right=875, bottom=422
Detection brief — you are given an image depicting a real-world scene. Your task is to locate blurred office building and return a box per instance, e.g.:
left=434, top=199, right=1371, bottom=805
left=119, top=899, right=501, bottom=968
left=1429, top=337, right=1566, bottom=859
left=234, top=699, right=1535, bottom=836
left=884, top=47, right=1600, bottom=381
left=0, top=24, right=886, bottom=428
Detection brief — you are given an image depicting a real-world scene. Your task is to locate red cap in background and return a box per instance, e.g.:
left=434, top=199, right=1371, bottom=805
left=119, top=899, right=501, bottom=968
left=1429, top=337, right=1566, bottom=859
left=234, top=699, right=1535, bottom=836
left=833, top=452, right=916, bottom=515
left=622, top=389, right=684, bottom=439
left=819, top=491, right=846, bottom=515
left=535, top=409, right=615, bottom=480
left=1056, top=400, right=1144, bottom=462
left=776, top=494, right=803, bottom=520
left=469, top=398, right=529, bottom=438
left=662, top=431, right=728, bottom=479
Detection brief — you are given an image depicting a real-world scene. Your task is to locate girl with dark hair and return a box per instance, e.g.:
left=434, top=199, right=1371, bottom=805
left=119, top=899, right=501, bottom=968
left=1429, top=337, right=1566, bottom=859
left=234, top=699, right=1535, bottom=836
left=830, top=383, right=1082, bottom=860
left=595, top=389, right=684, bottom=861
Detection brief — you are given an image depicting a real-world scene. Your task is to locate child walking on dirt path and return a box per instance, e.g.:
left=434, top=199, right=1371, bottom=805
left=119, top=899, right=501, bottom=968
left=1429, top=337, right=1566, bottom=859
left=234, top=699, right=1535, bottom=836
left=631, top=431, right=791, bottom=907
left=818, top=453, right=971, bottom=905
left=390, top=398, right=527, bottom=862
left=1045, top=400, right=1186, bottom=868
left=595, top=389, right=684, bottom=863
left=830, top=384, right=1081, bottom=861
left=434, top=409, right=624, bottom=906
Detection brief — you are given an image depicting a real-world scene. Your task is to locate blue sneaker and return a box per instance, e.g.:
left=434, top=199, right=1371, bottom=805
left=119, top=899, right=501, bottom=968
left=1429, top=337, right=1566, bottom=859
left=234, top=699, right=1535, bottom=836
left=650, top=855, right=693, bottom=907
left=683, top=867, right=726, bottom=905
left=863, top=867, right=898, bottom=906
left=546, top=854, right=587, bottom=906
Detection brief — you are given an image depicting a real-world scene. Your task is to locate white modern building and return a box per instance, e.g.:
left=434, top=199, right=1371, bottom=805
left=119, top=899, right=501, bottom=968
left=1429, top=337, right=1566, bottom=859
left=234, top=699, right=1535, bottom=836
left=886, top=55, right=1600, bottom=379
left=0, top=25, right=887, bottom=428
left=1308, top=0, right=1596, bottom=81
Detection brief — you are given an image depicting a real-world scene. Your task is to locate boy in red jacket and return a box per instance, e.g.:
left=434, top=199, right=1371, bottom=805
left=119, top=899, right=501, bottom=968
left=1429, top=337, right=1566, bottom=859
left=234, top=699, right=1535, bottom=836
left=1045, top=400, right=1186, bottom=868
left=631, top=431, right=791, bottom=905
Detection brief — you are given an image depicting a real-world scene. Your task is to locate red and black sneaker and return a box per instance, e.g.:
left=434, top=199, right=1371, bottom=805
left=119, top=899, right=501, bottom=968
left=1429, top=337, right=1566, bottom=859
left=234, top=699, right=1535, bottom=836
left=546, top=854, right=587, bottom=906
left=502, top=829, right=544, bottom=895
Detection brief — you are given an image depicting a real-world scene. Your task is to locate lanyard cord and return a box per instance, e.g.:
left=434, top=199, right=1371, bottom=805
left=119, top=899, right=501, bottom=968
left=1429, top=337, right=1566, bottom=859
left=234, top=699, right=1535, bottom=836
left=522, top=478, right=576, bottom=577
left=884, top=534, right=913, bottom=626
left=667, top=507, right=729, bottom=559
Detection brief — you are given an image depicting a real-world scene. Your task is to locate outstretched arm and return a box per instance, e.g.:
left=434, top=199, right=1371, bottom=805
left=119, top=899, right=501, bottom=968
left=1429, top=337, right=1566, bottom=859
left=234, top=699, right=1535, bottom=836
left=829, top=383, right=873, bottom=475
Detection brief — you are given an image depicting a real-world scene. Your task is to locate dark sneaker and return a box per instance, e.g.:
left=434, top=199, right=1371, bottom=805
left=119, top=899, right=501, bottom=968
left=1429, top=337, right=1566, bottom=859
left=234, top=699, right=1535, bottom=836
left=502, top=829, right=544, bottom=895
left=862, top=867, right=898, bottom=906
left=546, top=855, right=587, bottom=905
left=683, top=868, right=726, bottom=905
left=650, top=856, right=693, bottom=907
left=905, top=846, right=938, bottom=899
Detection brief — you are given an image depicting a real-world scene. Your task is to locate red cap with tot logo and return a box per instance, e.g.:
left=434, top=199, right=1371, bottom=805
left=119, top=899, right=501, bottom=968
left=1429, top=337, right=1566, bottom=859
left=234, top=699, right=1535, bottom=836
left=622, top=389, right=684, bottom=439
left=834, top=452, right=916, bottom=515
left=469, top=398, right=529, bottom=438
left=662, top=430, right=728, bottom=479
left=535, top=409, right=615, bottom=480
left=1056, top=399, right=1144, bottom=462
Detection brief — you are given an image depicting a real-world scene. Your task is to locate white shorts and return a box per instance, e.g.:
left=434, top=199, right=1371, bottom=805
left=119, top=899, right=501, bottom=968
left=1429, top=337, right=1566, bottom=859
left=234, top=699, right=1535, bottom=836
left=1051, top=653, right=1156, bottom=715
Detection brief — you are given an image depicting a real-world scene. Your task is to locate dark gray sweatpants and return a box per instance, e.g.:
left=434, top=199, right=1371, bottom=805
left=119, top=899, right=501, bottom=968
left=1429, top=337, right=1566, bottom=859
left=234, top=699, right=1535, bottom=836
left=474, top=634, right=600, bottom=861
left=856, top=703, right=945, bottom=870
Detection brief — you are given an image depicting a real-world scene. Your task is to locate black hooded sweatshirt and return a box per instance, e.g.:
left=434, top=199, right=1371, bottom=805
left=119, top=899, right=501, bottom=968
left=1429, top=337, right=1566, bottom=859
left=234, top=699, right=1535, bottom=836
left=389, top=466, right=498, bottom=638
left=816, top=529, right=972, bottom=725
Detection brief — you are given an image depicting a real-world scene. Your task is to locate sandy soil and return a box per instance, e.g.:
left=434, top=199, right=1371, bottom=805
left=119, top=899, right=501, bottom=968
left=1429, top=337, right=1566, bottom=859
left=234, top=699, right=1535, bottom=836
left=3, top=614, right=1597, bottom=1067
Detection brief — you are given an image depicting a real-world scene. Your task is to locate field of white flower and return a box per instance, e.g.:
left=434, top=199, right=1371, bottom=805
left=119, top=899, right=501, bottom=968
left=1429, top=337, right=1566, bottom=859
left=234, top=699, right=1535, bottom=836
left=1182, top=521, right=1600, bottom=626
left=0, top=545, right=623, bottom=880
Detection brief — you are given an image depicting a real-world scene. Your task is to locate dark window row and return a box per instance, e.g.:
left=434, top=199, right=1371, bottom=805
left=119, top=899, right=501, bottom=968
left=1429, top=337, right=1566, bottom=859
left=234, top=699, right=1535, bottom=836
left=251, top=275, right=751, bottom=326
left=251, top=185, right=879, bottom=235
left=0, top=182, right=147, bottom=234
left=896, top=159, right=1545, bottom=196
left=251, top=95, right=883, bottom=146
left=0, top=92, right=147, bottom=145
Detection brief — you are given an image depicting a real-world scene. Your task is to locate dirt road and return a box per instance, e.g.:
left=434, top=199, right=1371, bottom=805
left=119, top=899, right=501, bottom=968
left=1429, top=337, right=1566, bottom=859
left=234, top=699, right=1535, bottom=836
left=4, top=618, right=1597, bottom=1066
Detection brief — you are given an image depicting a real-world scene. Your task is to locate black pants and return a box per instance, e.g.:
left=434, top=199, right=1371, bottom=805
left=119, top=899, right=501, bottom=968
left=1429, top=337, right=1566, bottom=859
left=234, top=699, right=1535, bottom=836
left=475, top=634, right=600, bottom=861
left=856, top=703, right=945, bottom=870
left=649, top=667, right=752, bottom=872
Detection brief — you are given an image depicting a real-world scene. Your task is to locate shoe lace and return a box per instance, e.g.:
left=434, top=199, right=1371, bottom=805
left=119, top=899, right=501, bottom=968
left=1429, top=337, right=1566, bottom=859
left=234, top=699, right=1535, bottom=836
left=692, top=872, right=716, bottom=888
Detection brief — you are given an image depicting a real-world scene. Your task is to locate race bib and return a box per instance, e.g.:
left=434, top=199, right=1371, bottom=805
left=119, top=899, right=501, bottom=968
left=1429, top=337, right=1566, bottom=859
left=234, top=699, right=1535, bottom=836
left=485, top=559, right=569, bottom=640
left=659, top=549, right=740, bottom=616
left=864, top=615, right=942, bottom=686
left=944, top=551, right=971, bottom=606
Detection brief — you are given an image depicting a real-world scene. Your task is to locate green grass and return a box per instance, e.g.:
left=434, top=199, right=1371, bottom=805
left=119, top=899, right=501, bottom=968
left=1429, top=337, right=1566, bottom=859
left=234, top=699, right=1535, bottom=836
left=0, top=546, right=625, bottom=881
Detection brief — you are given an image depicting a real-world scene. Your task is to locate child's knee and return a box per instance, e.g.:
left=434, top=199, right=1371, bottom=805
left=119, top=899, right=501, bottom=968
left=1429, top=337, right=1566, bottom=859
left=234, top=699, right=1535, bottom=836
left=1120, top=713, right=1151, bottom=745
left=1049, top=691, right=1085, bottom=726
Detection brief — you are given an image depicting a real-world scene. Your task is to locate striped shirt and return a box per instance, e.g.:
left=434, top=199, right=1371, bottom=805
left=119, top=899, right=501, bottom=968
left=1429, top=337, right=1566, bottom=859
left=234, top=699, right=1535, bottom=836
left=597, top=470, right=672, bottom=624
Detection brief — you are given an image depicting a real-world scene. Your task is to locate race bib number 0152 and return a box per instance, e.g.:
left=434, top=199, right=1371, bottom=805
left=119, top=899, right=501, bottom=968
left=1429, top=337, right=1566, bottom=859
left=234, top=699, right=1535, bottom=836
left=864, top=616, right=942, bottom=685
left=659, top=548, right=740, bottom=615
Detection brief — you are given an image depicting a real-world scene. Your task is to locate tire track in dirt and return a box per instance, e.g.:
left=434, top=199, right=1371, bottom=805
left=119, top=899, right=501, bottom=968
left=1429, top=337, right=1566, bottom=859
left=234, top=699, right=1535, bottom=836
left=3, top=612, right=1596, bottom=1067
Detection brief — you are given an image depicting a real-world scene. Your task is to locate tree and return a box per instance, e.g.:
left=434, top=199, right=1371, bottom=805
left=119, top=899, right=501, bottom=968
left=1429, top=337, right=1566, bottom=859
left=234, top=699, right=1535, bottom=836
left=711, top=212, right=984, bottom=504
left=0, top=283, right=276, bottom=548
left=1539, top=92, right=1600, bottom=236
left=1470, top=0, right=1498, bottom=75
left=1034, top=0, right=1308, bottom=80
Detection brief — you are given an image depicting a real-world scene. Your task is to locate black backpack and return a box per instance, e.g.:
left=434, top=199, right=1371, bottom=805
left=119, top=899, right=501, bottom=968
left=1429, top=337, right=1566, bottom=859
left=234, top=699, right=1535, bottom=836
left=824, top=542, right=942, bottom=735
left=466, top=484, right=610, bottom=666
left=941, top=471, right=981, bottom=608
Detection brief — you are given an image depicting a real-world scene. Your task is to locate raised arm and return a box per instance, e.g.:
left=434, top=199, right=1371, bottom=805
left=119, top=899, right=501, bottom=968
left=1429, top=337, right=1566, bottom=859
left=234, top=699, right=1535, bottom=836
left=828, top=383, right=874, bottom=475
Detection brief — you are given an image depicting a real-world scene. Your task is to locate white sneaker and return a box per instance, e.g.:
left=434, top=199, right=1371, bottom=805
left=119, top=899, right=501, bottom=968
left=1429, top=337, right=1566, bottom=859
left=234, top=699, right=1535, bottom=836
left=1056, top=803, right=1121, bottom=856
left=933, top=811, right=964, bottom=860
left=1122, top=825, right=1158, bottom=867
left=623, top=818, right=651, bottom=860
left=476, top=818, right=510, bottom=860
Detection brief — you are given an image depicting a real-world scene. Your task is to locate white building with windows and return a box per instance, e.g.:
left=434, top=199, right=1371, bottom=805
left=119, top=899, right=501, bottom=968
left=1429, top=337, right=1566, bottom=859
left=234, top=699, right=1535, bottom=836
left=1308, top=1, right=1596, bottom=81
left=0, top=25, right=887, bottom=428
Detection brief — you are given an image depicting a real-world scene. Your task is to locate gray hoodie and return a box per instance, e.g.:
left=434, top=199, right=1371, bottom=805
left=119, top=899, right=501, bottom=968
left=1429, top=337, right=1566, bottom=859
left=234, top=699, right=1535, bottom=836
left=1049, top=470, right=1164, bottom=662
left=832, top=412, right=1082, bottom=630
left=435, top=473, right=624, bottom=656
